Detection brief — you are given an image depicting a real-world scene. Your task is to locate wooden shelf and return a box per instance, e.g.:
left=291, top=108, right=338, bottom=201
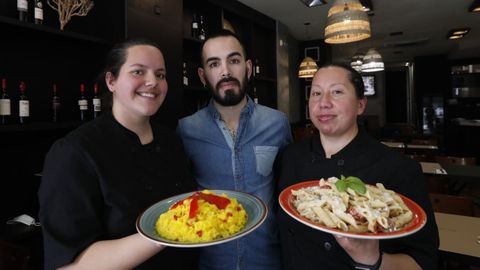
left=0, top=121, right=83, bottom=133
left=0, top=15, right=111, bottom=45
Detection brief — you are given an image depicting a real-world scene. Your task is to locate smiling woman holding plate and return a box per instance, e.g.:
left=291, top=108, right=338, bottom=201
left=277, top=64, right=439, bottom=270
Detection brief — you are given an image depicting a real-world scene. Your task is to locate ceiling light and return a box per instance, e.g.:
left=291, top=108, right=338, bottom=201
left=299, top=0, right=327, bottom=8
left=469, top=0, right=480, bottom=12
left=298, top=57, right=318, bottom=78
left=324, top=0, right=371, bottom=44
left=361, top=48, right=384, bottom=72
left=350, top=52, right=364, bottom=72
left=447, top=28, right=470, bottom=39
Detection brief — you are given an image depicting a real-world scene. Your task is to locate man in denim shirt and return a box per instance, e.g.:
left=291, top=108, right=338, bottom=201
left=177, top=30, right=292, bottom=270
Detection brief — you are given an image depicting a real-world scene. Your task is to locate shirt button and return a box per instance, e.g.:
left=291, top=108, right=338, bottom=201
left=235, top=175, right=241, bottom=180
left=324, top=242, right=332, bottom=250
left=337, top=159, right=344, bottom=166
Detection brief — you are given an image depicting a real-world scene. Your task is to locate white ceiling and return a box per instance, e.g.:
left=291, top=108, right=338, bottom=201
left=237, top=0, right=480, bottom=65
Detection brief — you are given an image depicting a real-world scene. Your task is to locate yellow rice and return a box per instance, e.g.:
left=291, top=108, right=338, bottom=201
left=155, top=190, right=248, bottom=242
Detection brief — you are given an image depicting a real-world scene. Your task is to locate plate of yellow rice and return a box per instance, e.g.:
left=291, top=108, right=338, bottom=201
left=136, top=189, right=267, bottom=247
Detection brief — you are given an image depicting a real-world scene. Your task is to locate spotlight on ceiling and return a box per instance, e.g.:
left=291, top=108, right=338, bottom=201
left=469, top=0, right=480, bottom=12
left=447, top=28, right=470, bottom=40
left=299, top=0, right=327, bottom=8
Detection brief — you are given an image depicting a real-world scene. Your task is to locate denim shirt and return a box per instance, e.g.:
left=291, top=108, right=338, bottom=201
left=177, top=97, right=292, bottom=270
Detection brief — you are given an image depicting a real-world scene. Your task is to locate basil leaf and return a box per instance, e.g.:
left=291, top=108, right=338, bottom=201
left=349, top=182, right=367, bottom=194
left=346, top=176, right=363, bottom=185
left=335, top=179, right=347, bottom=192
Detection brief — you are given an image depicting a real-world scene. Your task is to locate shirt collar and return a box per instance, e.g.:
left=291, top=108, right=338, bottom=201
left=310, top=128, right=368, bottom=160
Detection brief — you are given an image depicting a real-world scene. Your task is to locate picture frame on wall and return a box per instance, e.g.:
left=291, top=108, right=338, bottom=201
left=304, top=46, right=320, bottom=61
left=362, top=75, right=376, bottom=96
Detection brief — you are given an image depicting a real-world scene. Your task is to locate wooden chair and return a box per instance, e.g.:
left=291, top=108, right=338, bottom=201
left=429, top=193, right=474, bottom=216
left=293, top=126, right=317, bottom=142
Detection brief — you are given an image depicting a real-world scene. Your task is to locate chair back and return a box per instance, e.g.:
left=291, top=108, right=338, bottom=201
left=293, top=126, right=317, bottom=142
left=435, top=155, right=476, bottom=166
left=429, top=193, right=474, bottom=216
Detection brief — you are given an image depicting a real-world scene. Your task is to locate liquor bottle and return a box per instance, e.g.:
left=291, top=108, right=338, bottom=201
left=17, top=0, right=29, bottom=22
left=78, top=84, right=88, bottom=121
left=92, top=83, right=101, bottom=118
left=34, top=0, right=43, bottom=25
left=255, top=59, right=260, bottom=75
left=52, top=83, right=60, bottom=122
left=191, top=13, right=199, bottom=39
left=182, top=62, right=189, bottom=86
left=0, top=79, right=11, bottom=125
left=253, top=86, right=259, bottom=104
left=19, top=81, right=29, bottom=124
left=199, top=15, right=206, bottom=40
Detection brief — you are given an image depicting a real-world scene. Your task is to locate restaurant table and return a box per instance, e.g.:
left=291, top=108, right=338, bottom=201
left=420, top=162, right=447, bottom=175
left=443, top=164, right=480, bottom=184
left=434, top=212, right=480, bottom=266
left=381, top=141, right=439, bottom=150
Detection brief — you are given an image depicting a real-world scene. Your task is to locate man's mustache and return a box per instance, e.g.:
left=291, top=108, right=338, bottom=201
left=216, top=77, right=240, bottom=89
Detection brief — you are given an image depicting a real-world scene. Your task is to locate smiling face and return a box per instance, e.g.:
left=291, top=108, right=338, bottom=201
left=198, top=36, right=252, bottom=107
left=106, top=45, right=167, bottom=122
left=309, top=66, right=367, bottom=140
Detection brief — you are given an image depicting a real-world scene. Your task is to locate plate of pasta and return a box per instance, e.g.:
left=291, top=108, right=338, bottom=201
left=279, top=177, right=427, bottom=239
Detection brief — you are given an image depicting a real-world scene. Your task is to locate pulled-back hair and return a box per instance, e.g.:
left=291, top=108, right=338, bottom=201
left=317, top=63, right=365, bottom=99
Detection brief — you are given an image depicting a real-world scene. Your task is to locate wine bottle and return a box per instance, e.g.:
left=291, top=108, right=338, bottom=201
left=78, top=84, right=88, bottom=121
left=191, top=13, right=199, bottom=39
left=34, top=0, right=43, bottom=25
left=199, top=15, right=206, bottom=40
left=255, top=59, right=260, bottom=75
left=19, top=81, right=29, bottom=124
left=17, top=0, right=29, bottom=22
left=92, top=83, right=101, bottom=118
left=182, top=62, right=189, bottom=86
left=253, top=86, right=259, bottom=104
left=0, top=79, right=11, bottom=125
left=52, top=83, right=61, bottom=122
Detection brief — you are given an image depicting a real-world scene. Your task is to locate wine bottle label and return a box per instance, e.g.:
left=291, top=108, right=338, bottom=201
left=183, top=76, right=189, bottom=86
left=78, top=99, right=88, bottom=110
left=199, top=34, right=205, bottom=40
left=35, top=7, right=44, bottom=20
left=93, top=98, right=101, bottom=112
left=17, top=0, right=28, bottom=10
left=256, top=65, right=260, bottom=74
left=19, top=100, right=29, bottom=117
left=254, top=97, right=259, bottom=104
left=52, top=99, right=60, bottom=110
left=192, top=22, right=198, bottom=29
left=0, top=99, right=11, bottom=115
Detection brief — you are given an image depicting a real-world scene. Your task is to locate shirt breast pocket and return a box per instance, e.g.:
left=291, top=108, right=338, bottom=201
left=254, top=146, right=279, bottom=177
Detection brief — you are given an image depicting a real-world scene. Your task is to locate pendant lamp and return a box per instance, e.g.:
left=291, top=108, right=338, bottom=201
left=324, top=0, right=371, bottom=44
left=361, top=48, right=384, bottom=72
left=350, top=52, right=364, bottom=72
left=298, top=57, right=318, bottom=78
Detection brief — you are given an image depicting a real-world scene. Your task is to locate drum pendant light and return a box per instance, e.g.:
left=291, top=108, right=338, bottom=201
left=361, top=48, right=384, bottom=72
left=298, top=57, right=318, bottom=78
left=324, top=0, right=371, bottom=44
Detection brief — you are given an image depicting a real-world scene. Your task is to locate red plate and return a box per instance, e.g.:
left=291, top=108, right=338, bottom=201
left=279, top=180, right=427, bottom=239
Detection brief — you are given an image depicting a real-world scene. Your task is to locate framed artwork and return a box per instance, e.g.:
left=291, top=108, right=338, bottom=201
left=304, top=46, right=320, bottom=61
left=362, top=75, right=376, bottom=96
left=305, top=85, right=311, bottom=100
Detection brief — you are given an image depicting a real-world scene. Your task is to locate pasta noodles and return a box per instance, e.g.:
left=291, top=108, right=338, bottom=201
left=291, top=177, right=413, bottom=233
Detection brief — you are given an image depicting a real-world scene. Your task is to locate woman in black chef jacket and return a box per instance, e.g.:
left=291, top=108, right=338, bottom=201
left=38, top=38, right=197, bottom=269
left=277, top=64, right=439, bottom=270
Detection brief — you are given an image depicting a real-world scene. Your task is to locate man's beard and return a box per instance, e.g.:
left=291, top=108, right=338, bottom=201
left=208, top=74, right=248, bottom=106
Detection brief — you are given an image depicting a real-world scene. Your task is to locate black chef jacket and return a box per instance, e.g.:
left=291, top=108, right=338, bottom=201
left=39, top=113, right=197, bottom=269
left=277, top=129, right=439, bottom=270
